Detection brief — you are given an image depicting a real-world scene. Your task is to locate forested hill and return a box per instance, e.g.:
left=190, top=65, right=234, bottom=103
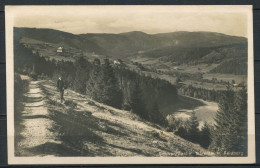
left=14, top=27, right=248, bottom=74
left=14, top=27, right=247, bottom=58
left=14, top=43, right=178, bottom=124
left=14, top=27, right=107, bottom=55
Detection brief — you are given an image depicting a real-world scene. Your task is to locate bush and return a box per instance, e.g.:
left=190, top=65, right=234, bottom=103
left=172, top=112, right=211, bottom=149
left=46, top=98, right=60, bottom=106
left=151, top=130, right=160, bottom=139
left=14, top=73, right=29, bottom=99
left=122, top=103, right=131, bottom=111
left=175, top=126, right=188, bottom=139
left=64, top=100, right=77, bottom=109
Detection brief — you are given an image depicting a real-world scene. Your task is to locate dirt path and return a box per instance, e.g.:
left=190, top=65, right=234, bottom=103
left=16, top=79, right=61, bottom=156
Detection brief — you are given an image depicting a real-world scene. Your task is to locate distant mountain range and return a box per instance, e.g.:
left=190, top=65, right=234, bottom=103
left=14, top=27, right=247, bottom=57
left=14, top=27, right=248, bottom=74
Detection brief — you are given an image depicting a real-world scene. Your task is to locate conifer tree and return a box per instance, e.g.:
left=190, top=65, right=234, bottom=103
left=73, top=57, right=90, bottom=94
left=209, top=86, right=247, bottom=156
left=175, top=126, right=188, bottom=139
left=99, top=59, right=123, bottom=108
left=233, top=86, right=247, bottom=155
left=86, top=61, right=102, bottom=100
left=87, top=59, right=122, bottom=108
left=130, top=82, right=147, bottom=118
left=209, top=86, right=235, bottom=153
left=148, top=101, right=164, bottom=125
left=200, top=122, right=211, bottom=148
left=187, top=111, right=200, bottom=143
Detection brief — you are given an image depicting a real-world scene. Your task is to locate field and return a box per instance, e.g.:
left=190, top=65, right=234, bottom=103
left=128, top=56, right=245, bottom=91
left=203, top=73, right=247, bottom=84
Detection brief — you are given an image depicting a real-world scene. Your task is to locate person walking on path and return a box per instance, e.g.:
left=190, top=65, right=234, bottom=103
left=57, top=76, right=65, bottom=103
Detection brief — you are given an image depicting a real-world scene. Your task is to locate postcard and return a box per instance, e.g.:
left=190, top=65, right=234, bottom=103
left=5, top=5, right=255, bottom=164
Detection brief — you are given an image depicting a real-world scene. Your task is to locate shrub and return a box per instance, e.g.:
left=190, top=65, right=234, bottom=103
left=64, top=100, right=77, bottom=109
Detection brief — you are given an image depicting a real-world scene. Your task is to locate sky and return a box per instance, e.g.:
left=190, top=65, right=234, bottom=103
left=12, top=5, right=250, bottom=37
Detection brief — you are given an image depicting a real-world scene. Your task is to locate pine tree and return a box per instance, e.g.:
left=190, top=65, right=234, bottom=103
left=209, top=86, right=247, bottom=156
left=175, top=126, right=188, bottom=139
left=73, top=57, right=90, bottom=94
left=187, top=111, right=200, bottom=143
left=99, top=59, right=123, bottom=108
left=209, top=86, right=234, bottom=153
left=233, top=86, right=247, bottom=155
left=200, top=122, right=211, bottom=148
left=87, top=59, right=122, bottom=108
left=130, top=82, right=147, bottom=119
left=148, top=101, right=164, bottom=125
left=86, top=62, right=102, bottom=100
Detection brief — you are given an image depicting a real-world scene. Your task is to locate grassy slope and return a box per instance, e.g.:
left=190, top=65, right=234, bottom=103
left=37, top=79, right=213, bottom=157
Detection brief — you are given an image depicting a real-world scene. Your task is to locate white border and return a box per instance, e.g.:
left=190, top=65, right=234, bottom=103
left=5, top=5, right=255, bottom=165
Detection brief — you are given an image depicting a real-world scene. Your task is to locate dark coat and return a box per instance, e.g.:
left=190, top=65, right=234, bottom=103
left=57, top=79, right=65, bottom=91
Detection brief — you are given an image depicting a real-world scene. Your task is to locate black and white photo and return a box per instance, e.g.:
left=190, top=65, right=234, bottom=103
left=5, top=5, right=255, bottom=164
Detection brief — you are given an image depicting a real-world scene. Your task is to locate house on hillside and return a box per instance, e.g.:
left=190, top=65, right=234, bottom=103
left=113, top=60, right=121, bottom=65
left=233, top=83, right=238, bottom=87
left=91, top=52, right=99, bottom=57
left=57, top=46, right=63, bottom=53
left=32, top=50, right=37, bottom=54
left=23, top=44, right=30, bottom=48
left=113, top=59, right=123, bottom=65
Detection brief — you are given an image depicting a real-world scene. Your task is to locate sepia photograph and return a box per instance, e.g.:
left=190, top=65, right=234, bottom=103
left=5, top=5, right=255, bottom=164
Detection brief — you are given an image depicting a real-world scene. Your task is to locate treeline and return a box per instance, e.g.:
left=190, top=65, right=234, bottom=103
left=114, top=67, right=178, bottom=123
left=210, top=58, right=247, bottom=75
left=178, top=85, right=224, bottom=102
left=14, top=43, right=178, bottom=125
left=145, top=43, right=247, bottom=67
left=151, top=68, right=231, bottom=86
left=144, top=45, right=218, bottom=65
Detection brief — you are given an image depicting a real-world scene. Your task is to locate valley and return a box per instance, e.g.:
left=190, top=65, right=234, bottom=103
left=14, top=27, right=248, bottom=141
left=16, top=28, right=247, bottom=91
